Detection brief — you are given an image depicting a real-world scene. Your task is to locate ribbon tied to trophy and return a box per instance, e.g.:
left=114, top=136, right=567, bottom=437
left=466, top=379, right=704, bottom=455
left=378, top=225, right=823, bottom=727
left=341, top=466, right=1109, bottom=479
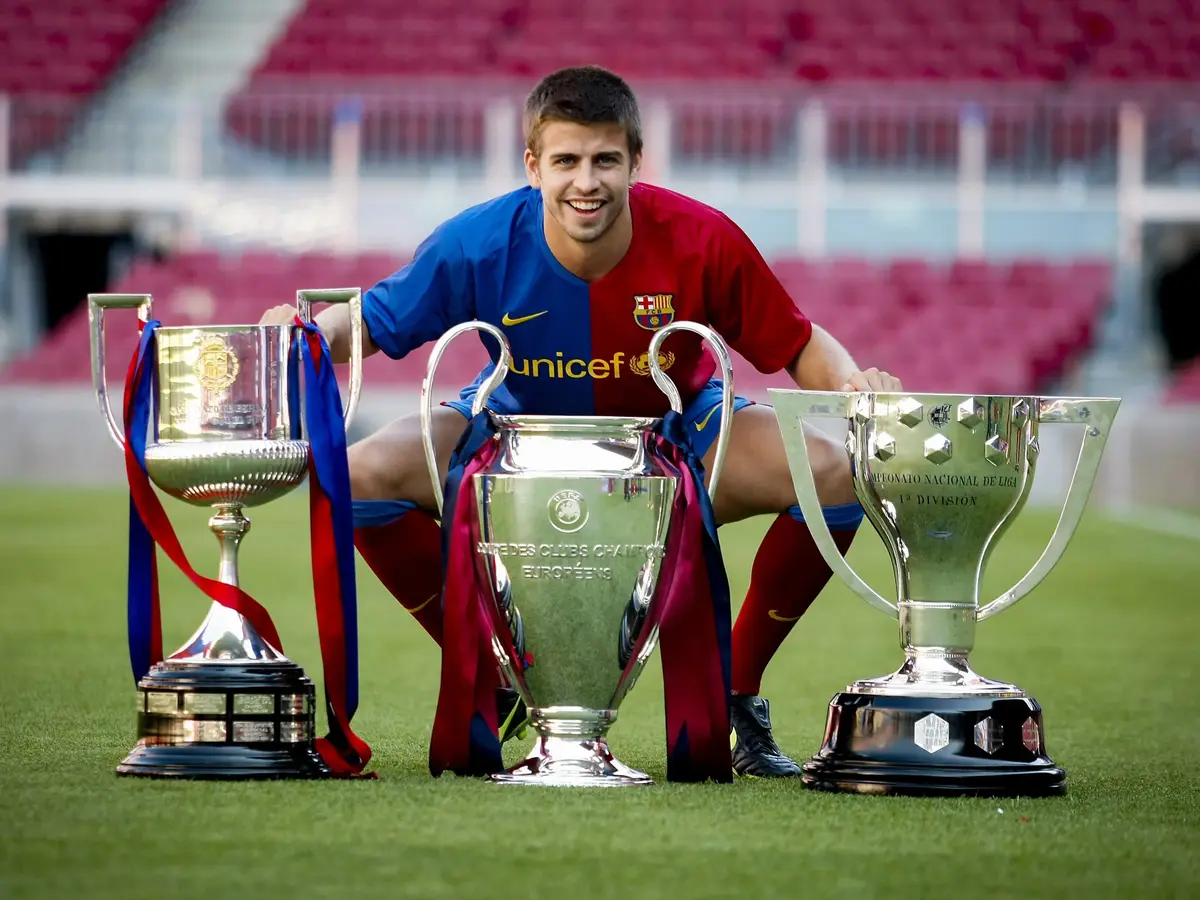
left=119, top=315, right=372, bottom=776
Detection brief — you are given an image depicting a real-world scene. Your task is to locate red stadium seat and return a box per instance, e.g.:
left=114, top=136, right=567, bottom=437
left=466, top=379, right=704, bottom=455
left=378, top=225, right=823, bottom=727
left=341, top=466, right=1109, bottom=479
left=0, top=251, right=1113, bottom=398
left=213, top=0, right=1200, bottom=171
left=1164, top=359, right=1200, bottom=404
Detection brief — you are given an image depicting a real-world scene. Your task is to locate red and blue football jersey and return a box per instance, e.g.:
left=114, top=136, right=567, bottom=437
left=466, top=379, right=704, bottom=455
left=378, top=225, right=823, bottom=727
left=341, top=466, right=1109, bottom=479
left=361, top=183, right=812, bottom=417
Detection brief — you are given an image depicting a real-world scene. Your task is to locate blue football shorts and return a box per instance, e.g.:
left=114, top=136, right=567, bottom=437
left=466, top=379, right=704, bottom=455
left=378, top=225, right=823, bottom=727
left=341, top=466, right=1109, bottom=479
left=444, top=377, right=753, bottom=460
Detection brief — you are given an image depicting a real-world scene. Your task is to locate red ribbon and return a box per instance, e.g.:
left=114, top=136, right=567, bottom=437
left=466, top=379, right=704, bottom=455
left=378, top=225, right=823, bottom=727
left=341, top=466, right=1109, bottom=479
left=122, top=326, right=285, bottom=662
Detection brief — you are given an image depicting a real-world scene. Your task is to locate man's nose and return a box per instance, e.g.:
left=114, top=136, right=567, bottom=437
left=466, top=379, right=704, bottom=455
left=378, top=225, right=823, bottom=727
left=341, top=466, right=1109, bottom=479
left=573, top=162, right=600, bottom=193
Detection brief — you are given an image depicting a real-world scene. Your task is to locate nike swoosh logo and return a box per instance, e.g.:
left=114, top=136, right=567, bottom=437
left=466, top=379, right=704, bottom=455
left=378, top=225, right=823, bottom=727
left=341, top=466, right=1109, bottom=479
left=501, top=310, right=548, bottom=326
left=694, top=404, right=720, bottom=431
left=402, top=593, right=437, bottom=614
left=768, top=609, right=802, bottom=622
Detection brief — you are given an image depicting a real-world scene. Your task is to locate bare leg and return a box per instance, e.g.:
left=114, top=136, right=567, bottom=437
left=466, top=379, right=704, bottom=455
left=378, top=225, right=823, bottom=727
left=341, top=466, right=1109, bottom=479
left=700, top=404, right=856, bottom=524
left=348, top=406, right=470, bottom=510
left=348, top=407, right=469, bottom=643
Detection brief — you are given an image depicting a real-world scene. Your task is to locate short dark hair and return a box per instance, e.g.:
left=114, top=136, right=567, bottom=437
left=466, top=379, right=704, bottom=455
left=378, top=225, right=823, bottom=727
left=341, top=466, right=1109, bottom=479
left=523, top=65, right=643, bottom=159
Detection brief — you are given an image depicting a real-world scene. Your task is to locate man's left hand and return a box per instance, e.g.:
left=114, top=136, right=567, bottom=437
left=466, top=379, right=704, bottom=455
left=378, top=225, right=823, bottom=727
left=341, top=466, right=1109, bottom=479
left=841, top=367, right=903, bottom=392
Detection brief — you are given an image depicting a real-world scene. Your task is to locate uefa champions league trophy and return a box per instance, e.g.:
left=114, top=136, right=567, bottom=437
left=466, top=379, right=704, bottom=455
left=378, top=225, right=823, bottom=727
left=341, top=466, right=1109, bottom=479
left=770, top=390, right=1120, bottom=797
left=88, top=289, right=363, bottom=778
left=422, top=320, right=734, bottom=786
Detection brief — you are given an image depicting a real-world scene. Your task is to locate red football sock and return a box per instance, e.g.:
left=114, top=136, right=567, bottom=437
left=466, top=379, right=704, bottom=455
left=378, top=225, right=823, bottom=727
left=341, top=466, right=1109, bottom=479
left=354, top=510, right=444, bottom=646
left=731, top=512, right=858, bottom=696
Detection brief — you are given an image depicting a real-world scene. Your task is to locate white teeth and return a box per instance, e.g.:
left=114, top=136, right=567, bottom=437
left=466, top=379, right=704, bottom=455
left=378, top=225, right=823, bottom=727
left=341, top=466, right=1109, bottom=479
left=569, top=200, right=602, bottom=211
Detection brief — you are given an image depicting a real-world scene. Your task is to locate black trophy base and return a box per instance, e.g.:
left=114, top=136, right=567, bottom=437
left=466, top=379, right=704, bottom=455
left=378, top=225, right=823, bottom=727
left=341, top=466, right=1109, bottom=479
left=117, top=660, right=331, bottom=780
left=801, top=692, right=1066, bottom=798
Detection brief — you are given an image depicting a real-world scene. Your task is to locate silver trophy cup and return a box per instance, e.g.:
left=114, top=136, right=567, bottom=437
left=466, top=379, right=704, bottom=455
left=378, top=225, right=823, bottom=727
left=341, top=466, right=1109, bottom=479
left=771, top=390, right=1121, bottom=796
left=423, top=320, right=734, bottom=786
left=89, top=289, right=363, bottom=778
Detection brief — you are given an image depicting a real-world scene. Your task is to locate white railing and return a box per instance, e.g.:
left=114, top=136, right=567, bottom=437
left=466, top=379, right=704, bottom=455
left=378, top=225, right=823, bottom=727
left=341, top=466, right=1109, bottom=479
left=2, top=84, right=1199, bottom=264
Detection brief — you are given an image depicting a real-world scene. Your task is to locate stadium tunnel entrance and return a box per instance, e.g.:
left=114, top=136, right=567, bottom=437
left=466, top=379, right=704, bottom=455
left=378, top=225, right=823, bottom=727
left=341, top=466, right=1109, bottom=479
left=5, top=213, right=141, bottom=354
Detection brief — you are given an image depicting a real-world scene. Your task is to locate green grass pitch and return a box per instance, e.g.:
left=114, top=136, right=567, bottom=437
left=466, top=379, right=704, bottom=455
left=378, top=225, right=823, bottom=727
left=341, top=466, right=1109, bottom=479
left=1, top=485, right=1198, bottom=899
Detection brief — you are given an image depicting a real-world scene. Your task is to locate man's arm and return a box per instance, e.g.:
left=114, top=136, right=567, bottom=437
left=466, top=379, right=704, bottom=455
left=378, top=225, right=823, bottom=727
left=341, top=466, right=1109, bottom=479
left=786, top=323, right=902, bottom=393
left=258, top=225, right=473, bottom=365
left=259, top=301, right=381, bottom=365
left=700, top=209, right=901, bottom=392
left=313, top=303, right=379, bottom=365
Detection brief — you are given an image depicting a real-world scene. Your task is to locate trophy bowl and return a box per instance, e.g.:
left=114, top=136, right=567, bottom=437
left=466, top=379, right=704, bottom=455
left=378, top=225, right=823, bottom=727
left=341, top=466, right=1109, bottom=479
left=771, top=389, right=1120, bottom=797
left=423, top=320, right=735, bottom=786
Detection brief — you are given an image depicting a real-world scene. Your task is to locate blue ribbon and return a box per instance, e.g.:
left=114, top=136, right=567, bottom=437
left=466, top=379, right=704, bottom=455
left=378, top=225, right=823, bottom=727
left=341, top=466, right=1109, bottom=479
left=126, top=319, right=161, bottom=683
left=295, top=322, right=361, bottom=720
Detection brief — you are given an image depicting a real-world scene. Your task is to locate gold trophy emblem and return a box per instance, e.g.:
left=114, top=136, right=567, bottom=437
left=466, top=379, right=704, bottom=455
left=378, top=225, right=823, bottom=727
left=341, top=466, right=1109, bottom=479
left=194, top=335, right=240, bottom=392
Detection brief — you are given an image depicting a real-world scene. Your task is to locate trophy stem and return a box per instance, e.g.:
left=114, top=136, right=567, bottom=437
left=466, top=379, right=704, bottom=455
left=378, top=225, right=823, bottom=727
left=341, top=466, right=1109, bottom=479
left=167, top=505, right=287, bottom=663
left=491, top=734, right=653, bottom=787
left=213, top=505, right=248, bottom=587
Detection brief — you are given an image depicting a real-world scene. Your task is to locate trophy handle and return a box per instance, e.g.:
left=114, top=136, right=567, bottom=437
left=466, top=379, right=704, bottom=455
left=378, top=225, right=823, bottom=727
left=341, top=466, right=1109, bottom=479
left=768, top=389, right=900, bottom=618
left=87, top=292, right=154, bottom=449
left=296, top=287, right=363, bottom=430
left=647, top=322, right=735, bottom=502
left=977, top=397, right=1121, bottom=621
left=420, top=320, right=512, bottom=516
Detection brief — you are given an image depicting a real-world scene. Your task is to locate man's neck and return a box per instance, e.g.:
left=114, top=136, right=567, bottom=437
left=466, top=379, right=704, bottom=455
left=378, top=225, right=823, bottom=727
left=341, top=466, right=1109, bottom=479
left=544, top=206, right=633, bottom=283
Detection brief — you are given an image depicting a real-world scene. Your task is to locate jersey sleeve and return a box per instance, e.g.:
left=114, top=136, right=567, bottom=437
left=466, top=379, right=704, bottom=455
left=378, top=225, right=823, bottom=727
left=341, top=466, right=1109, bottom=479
left=360, top=224, right=475, bottom=360
left=705, top=213, right=812, bottom=374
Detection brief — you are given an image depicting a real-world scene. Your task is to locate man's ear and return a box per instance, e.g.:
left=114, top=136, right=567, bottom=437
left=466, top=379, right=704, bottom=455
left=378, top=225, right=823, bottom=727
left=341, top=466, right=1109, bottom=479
left=630, top=150, right=642, bottom=185
left=524, top=148, right=540, bottom=188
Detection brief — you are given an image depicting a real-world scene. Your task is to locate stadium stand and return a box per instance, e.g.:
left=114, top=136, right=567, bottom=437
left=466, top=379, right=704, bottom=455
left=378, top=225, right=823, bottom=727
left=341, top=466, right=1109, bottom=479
left=0, top=0, right=168, bottom=98
left=4, top=0, right=170, bottom=169
left=0, top=1, right=1177, bottom=404
left=243, top=0, right=1200, bottom=84
left=0, top=249, right=1111, bottom=399
left=220, top=0, right=1200, bottom=174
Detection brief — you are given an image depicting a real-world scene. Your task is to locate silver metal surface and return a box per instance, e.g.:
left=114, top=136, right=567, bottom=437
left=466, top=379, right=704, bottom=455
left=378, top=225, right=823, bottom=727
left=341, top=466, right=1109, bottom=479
left=420, top=320, right=512, bottom=517
left=296, top=287, right=363, bottom=430
left=477, top=413, right=677, bottom=786
left=88, top=292, right=152, bottom=449
left=913, top=714, right=950, bottom=753
left=1022, top=718, right=1042, bottom=752
left=419, top=319, right=736, bottom=785
left=87, top=291, right=364, bottom=667
left=770, top=389, right=1121, bottom=698
left=974, top=717, right=1003, bottom=755
left=649, top=320, right=735, bottom=501
left=976, top=398, right=1120, bottom=620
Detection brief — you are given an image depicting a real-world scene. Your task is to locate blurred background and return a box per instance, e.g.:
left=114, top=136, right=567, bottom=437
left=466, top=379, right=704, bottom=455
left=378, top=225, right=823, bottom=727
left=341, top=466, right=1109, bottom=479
left=0, top=0, right=1196, bottom=513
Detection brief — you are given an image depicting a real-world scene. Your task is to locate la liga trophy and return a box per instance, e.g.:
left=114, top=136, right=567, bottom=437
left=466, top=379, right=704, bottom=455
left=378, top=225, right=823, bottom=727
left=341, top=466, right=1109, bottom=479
left=770, top=389, right=1120, bottom=797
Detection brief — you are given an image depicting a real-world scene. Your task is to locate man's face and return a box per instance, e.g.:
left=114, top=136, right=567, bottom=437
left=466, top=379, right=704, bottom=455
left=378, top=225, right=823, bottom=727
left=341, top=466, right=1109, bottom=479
left=525, top=120, right=641, bottom=245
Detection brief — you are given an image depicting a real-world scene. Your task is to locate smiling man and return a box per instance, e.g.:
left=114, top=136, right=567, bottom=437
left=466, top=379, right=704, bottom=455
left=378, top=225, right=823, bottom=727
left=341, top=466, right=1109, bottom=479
left=260, top=65, right=901, bottom=778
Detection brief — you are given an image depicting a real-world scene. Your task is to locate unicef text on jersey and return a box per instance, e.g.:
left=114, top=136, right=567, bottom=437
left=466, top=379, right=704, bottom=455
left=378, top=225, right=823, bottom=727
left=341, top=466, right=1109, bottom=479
left=507, top=350, right=674, bottom=379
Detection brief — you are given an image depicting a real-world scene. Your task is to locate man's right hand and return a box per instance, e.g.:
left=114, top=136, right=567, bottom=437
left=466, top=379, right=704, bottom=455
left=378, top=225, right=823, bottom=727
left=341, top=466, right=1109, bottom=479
left=256, top=301, right=373, bottom=365
left=259, top=305, right=299, bottom=325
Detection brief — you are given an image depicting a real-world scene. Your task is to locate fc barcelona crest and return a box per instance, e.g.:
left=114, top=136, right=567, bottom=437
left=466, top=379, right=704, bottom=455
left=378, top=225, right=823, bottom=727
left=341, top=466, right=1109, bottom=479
left=633, top=294, right=675, bottom=331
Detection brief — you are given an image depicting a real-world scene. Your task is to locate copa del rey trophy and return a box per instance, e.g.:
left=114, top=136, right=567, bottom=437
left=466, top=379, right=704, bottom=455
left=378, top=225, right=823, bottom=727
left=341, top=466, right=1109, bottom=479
left=422, top=320, right=735, bottom=786
left=770, top=390, right=1120, bottom=797
left=88, top=289, right=366, bottom=779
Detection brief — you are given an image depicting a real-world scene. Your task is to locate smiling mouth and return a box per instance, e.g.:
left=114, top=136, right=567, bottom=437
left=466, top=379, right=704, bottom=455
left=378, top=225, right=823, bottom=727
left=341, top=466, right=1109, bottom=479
left=567, top=199, right=605, bottom=213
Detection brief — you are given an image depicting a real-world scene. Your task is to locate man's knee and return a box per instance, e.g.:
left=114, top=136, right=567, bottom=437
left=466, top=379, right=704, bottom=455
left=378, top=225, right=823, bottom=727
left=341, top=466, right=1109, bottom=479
left=806, top=428, right=858, bottom=508
left=347, top=408, right=468, bottom=507
left=347, top=432, right=405, bottom=502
